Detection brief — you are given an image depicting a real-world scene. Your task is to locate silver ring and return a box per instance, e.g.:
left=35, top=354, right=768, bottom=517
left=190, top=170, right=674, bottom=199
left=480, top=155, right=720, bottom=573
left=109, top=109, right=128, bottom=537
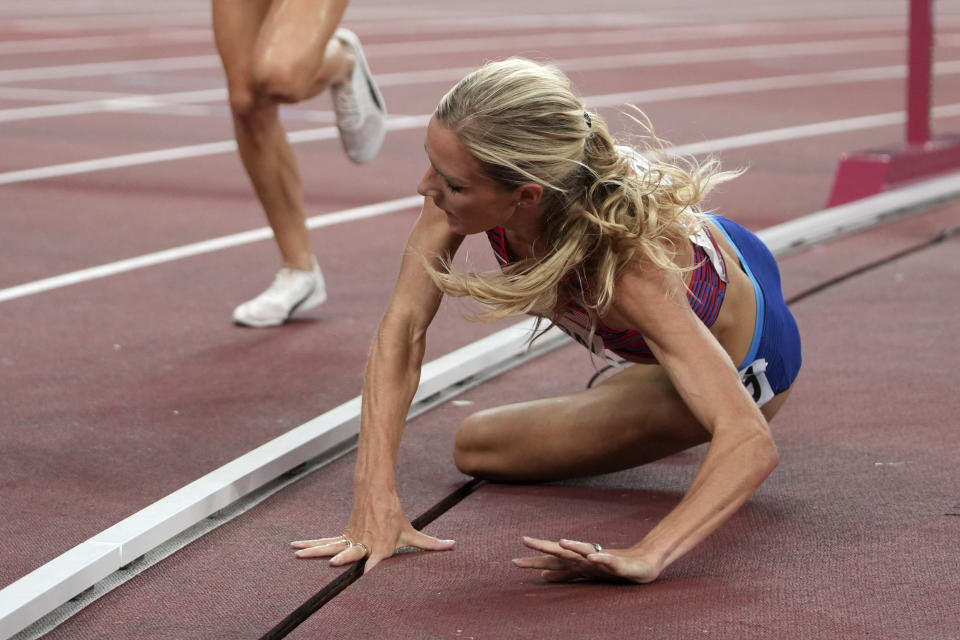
left=592, top=542, right=602, bottom=553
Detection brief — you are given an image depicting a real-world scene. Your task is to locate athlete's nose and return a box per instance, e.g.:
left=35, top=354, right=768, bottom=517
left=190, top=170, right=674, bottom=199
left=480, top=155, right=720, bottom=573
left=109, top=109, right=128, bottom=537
left=417, top=167, right=441, bottom=200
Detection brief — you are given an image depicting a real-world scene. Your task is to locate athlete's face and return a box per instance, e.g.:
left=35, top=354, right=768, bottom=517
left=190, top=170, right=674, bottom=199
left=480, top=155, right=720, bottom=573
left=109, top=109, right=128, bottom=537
left=418, top=116, right=540, bottom=235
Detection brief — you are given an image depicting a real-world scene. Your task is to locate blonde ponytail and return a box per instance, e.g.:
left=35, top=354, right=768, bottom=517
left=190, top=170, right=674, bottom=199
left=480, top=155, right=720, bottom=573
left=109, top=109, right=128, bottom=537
left=427, top=58, right=739, bottom=329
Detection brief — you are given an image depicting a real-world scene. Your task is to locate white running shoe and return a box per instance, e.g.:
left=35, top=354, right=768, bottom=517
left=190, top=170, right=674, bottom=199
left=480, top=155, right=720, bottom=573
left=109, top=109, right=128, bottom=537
left=232, top=257, right=327, bottom=327
left=331, top=28, right=386, bottom=164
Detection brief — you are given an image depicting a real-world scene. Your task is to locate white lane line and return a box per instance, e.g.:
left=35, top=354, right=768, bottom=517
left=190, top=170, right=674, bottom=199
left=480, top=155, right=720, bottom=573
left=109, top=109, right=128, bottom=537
left=0, top=29, right=212, bottom=55
left=5, top=38, right=960, bottom=125
left=582, top=59, right=960, bottom=107
left=363, top=22, right=939, bottom=58
left=5, top=171, right=959, bottom=639
left=5, top=11, right=660, bottom=33
left=321, top=7, right=929, bottom=35
left=9, top=12, right=211, bottom=31
left=4, top=56, right=960, bottom=187
left=0, top=195, right=424, bottom=304
left=0, top=16, right=930, bottom=57
left=0, top=138, right=238, bottom=185
left=0, top=87, right=128, bottom=102
left=369, top=48, right=933, bottom=90
left=7, top=5, right=955, bottom=34
left=0, top=55, right=218, bottom=84
left=0, top=33, right=934, bottom=88
left=0, top=0, right=201, bottom=16
left=6, top=99, right=960, bottom=306
left=671, top=102, right=960, bottom=157
left=0, top=88, right=226, bottom=122
left=0, top=114, right=428, bottom=186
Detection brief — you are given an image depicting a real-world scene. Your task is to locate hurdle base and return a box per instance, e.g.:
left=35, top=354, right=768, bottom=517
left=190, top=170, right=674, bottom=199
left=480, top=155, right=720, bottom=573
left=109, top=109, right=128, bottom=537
left=827, top=136, right=960, bottom=206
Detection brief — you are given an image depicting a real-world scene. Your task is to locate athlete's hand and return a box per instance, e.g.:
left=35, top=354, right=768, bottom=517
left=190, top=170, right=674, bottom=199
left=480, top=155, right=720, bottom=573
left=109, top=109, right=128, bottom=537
left=512, top=536, right=660, bottom=584
left=291, top=490, right=454, bottom=572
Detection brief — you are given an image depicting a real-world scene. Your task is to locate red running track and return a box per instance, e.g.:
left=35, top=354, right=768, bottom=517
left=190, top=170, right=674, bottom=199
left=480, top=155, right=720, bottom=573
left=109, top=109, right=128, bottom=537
left=2, top=0, right=960, bottom=637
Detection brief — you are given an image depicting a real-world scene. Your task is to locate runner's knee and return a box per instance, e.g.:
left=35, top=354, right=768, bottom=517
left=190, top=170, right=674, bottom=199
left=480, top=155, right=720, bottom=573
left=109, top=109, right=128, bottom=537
left=227, top=84, right=278, bottom=131
left=452, top=411, right=499, bottom=478
left=227, top=87, right=257, bottom=118
left=251, top=44, right=338, bottom=104
left=251, top=57, right=305, bottom=103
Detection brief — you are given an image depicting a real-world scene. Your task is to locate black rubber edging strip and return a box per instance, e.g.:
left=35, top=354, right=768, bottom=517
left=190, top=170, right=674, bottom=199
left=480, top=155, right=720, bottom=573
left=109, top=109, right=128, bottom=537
left=259, top=478, right=485, bottom=640
left=784, top=226, right=959, bottom=305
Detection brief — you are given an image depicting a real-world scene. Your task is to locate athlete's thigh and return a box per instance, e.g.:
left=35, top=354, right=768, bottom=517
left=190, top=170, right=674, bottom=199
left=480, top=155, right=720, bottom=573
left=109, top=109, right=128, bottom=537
left=212, top=0, right=273, bottom=88
left=454, top=363, right=712, bottom=483
left=253, top=0, right=350, bottom=78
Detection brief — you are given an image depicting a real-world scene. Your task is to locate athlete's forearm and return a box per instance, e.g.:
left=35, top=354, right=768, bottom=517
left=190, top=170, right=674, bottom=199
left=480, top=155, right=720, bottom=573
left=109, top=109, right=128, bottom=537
left=631, top=425, right=778, bottom=574
left=353, top=313, right=428, bottom=494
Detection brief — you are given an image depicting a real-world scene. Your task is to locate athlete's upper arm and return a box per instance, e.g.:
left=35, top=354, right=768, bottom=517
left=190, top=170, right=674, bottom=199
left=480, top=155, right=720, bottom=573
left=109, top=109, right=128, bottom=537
left=612, top=259, right=766, bottom=437
left=384, top=197, right=464, bottom=332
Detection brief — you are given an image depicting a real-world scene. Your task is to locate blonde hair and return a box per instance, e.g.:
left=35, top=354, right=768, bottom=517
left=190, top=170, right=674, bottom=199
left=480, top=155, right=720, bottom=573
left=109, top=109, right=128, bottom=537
left=428, top=57, right=738, bottom=329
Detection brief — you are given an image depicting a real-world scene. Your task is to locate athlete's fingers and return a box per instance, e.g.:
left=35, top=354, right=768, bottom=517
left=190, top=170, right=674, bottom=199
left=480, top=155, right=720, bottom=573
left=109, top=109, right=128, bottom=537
left=400, top=529, right=456, bottom=552
left=291, top=536, right=345, bottom=549
left=329, top=543, right=369, bottom=567
left=294, top=538, right=350, bottom=559
left=584, top=552, right=620, bottom=571
left=512, top=555, right=568, bottom=571
left=521, top=536, right=582, bottom=561
left=558, top=539, right=599, bottom=556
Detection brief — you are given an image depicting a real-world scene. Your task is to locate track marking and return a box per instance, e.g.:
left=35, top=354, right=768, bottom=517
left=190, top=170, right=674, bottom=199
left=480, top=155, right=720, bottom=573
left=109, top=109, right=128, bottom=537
left=0, top=87, right=128, bottom=102
left=0, top=195, right=424, bottom=303
left=0, top=88, right=226, bottom=122
left=671, top=102, right=960, bottom=156
left=0, top=55, right=219, bottom=84
left=2, top=46, right=960, bottom=141
left=5, top=5, right=956, bottom=33
left=580, top=59, right=960, bottom=107
left=6, top=60, right=960, bottom=185
left=6, top=35, right=960, bottom=124
left=362, top=24, right=959, bottom=58
left=0, top=113, right=428, bottom=187
left=0, top=29, right=212, bottom=55
left=5, top=101, right=960, bottom=305
left=6, top=174, right=960, bottom=639
left=1, top=33, right=950, bottom=87
left=0, top=16, right=940, bottom=57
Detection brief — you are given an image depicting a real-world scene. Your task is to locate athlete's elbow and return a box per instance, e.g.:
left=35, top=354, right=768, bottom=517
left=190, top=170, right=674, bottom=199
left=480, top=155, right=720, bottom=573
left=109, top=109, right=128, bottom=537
left=720, top=420, right=779, bottom=483
left=749, top=429, right=779, bottom=480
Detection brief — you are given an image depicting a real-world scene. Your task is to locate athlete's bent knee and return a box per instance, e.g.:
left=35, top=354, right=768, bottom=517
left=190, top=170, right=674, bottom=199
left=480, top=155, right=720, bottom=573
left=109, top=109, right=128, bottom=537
left=452, top=413, right=497, bottom=478
left=251, top=62, right=297, bottom=103
left=227, top=90, right=258, bottom=119
left=227, top=87, right=278, bottom=131
left=251, top=53, right=329, bottom=104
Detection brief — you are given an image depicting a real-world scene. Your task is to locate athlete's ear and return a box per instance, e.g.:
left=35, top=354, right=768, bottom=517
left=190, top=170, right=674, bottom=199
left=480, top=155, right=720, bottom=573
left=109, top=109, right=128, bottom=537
left=514, top=182, right=543, bottom=208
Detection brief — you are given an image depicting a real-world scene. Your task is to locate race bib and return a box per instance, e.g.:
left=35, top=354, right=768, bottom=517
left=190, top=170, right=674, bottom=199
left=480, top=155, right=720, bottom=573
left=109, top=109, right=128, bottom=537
left=739, top=358, right=775, bottom=407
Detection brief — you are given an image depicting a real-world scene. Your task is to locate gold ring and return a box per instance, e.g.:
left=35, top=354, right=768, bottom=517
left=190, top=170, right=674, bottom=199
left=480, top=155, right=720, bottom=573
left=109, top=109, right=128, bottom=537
left=356, top=543, right=370, bottom=555
left=339, top=535, right=354, bottom=548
